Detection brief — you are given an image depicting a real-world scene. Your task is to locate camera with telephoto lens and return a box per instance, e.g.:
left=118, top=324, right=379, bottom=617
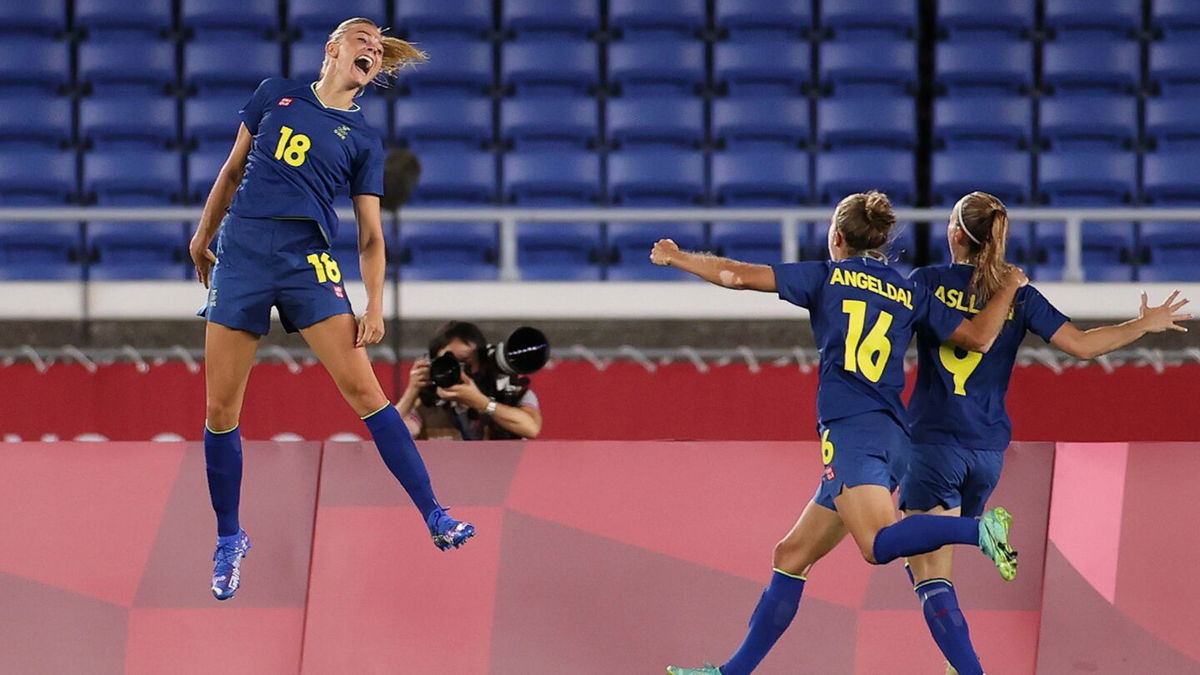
left=419, top=327, right=550, bottom=414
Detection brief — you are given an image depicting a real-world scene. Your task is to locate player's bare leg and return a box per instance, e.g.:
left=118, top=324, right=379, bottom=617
left=301, top=314, right=474, bottom=549
left=203, top=322, right=259, bottom=600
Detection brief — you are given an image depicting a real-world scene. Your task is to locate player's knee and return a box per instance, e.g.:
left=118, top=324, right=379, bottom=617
left=205, top=402, right=240, bottom=431
left=772, top=539, right=815, bottom=573
left=339, top=379, right=386, bottom=413
left=857, top=542, right=880, bottom=565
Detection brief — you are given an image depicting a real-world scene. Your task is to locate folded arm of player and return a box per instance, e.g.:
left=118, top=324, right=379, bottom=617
left=650, top=238, right=778, bottom=292
left=1050, top=290, right=1192, bottom=360
left=945, top=265, right=1028, bottom=354
left=189, top=123, right=253, bottom=288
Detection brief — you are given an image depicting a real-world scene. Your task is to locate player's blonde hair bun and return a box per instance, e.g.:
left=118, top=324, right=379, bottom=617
left=325, top=17, right=429, bottom=87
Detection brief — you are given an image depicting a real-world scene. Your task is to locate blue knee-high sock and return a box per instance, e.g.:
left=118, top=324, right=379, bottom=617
left=204, top=425, right=243, bottom=537
left=916, top=579, right=983, bottom=675
left=721, top=570, right=806, bottom=675
left=363, top=405, right=440, bottom=520
left=872, top=516, right=979, bottom=564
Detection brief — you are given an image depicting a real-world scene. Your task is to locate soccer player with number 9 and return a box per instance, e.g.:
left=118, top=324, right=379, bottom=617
left=652, top=191, right=1026, bottom=675
left=188, top=18, right=474, bottom=602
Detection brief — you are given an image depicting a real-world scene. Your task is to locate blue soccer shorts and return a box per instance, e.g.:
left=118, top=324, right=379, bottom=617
left=813, top=410, right=912, bottom=512
left=199, top=214, right=353, bottom=335
left=899, top=443, right=1005, bottom=519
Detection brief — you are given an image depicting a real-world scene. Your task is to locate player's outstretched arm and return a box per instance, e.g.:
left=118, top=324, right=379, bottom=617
left=946, top=265, right=1028, bottom=354
left=649, top=238, right=777, bottom=292
left=1050, top=290, right=1192, bottom=360
left=189, top=124, right=252, bottom=287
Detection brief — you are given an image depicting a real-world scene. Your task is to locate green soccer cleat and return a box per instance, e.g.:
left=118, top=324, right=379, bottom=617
left=979, top=506, right=1018, bottom=581
left=666, top=663, right=723, bottom=675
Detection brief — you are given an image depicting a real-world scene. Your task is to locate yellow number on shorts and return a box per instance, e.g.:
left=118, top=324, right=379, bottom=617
left=938, top=342, right=983, bottom=396
left=821, top=428, right=835, bottom=465
left=305, top=252, right=342, bottom=284
left=274, top=125, right=311, bottom=167
left=842, top=299, right=894, bottom=383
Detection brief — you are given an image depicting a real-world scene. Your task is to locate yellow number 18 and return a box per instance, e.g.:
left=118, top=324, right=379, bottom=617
left=842, top=299, right=894, bottom=383
left=274, top=125, right=311, bottom=167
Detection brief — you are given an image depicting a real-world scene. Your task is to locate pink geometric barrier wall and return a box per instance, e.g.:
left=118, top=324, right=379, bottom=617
left=0, top=440, right=1192, bottom=673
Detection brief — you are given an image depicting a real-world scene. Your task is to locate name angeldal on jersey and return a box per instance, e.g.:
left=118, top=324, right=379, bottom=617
left=933, top=285, right=1015, bottom=320
left=830, top=267, right=913, bottom=310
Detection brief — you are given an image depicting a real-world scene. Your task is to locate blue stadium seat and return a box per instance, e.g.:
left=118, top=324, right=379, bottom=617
left=821, top=0, right=916, bottom=40
left=395, top=98, right=491, bottom=149
left=1043, top=42, right=1140, bottom=96
left=395, top=0, right=492, bottom=40
left=932, top=150, right=1031, bottom=205
left=609, top=0, right=705, bottom=39
left=516, top=222, right=603, bottom=280
left=821, top=41, right=915, bottom=96
left=0, top=40, right=70, bottom=94
left=75, top=0, right=171, bottom=37
left=1143, top=152, right=1200, bottom=204
left=0, top=222, right=81, bottom=280
left=815, top=150, right=914, bottom=204
left=328, top=222, right=399, bottom=281
left=1136, top=263, right=1200, bottom=282
left=817, top=97, right=914, bottom=149
left=1039, top=96, right=1137, bottom=149
left=1149, top=42, right=1200, bottom=97
left=84, top=150, right=183, bottom=205
left=608, top=41, right=706, bottom=96
left=1033, top=222, right=1136, bottom=281
left=0, top=0, right=66, bottom=36
left=186, top=149, right=227, bottom=202
left=712, top=150, right=810, bottom=205
left=503, top=0, right=598, bottom=40
left=185, top=42, right=281, bottom=94
left=607, top=222, right=706, bottom=280
left=402, top=41, right=493, bottom=96
left=184, top=97, right=242, bottom=150
left=87, top=222, right=187, bottom=280
left=1039, top=150, right=1137, bottom=205
left=607, top=98, right=704, bottom=149
left=181, top=0, right=277, bottom=38
left=1140, top=223, right=1200, bottom=280
left=501, top=97, right=596, bottom=149
left=397, top=222, right=497, bottom=280
left=289, top=0, right=388, bottom=39
left=609, top=151, right=706, bottom=205
left=80, top=98, right=177, bottom=149
left=938, top=0, right=1032, bottom=40
left=0, top=97, right=72, bottom=148
left=936, top=41, right=1032, bottom=96
left=712, top=97, right=809, bottom=148
left=287, top=39, right=328, bottom=81
left=406, top=151, right=497, bottom=205
left=716, top=0, right=811, bottom=39
left=1044, top=0, right=1140, bottom=40
left=1146, top=98, right=1200, bottom=149
left=1154, top=0, right=1200, bottom=40
left=79, top=40, right=175, bottom=95
left=357, top=96, right=389, bottom=140
left=503, top=151, right=602, bottom=204
left=503, top=41, right=598, bottom=96
left=887, top=223, right=924, bottom=267
left=934, top=96, right=1031, bottom=149
left=0, top=151, right=75, bottom=204
left=712, top=222, right=783, bottom=264
left=714, top=40, right=812, bottom=96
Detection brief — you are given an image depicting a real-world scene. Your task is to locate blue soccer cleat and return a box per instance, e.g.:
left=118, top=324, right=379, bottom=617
left=427, top=508, right=475, bottom=551
left=667, top=663, right=723, bottom=674
left=979, top=506, right=1018, bottom=581
left=211, top=530, right=251, bottom=601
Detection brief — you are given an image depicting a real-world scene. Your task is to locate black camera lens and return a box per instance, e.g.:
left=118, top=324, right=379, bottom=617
left=429, top=352, right=463, bottom=389
left=494, top=326, right=550, bottom=376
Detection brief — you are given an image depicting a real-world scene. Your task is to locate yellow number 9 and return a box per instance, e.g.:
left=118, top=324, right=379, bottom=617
left=821, top=429, right=835, bottom=465
left=938, top=342, right=983, bottom=396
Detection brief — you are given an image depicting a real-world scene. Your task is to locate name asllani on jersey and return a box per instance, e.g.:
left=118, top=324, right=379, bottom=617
left=934, top=285, right=1015, bottom=319
left=830, top=267, right=913, bottom=309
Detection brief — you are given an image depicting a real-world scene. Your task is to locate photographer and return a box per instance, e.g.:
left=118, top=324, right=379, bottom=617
left=396, top=321, right=544, bottom=440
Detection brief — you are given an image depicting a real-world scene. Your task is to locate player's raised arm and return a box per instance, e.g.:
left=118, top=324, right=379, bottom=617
left=1049, top=290, right=1191, bottom=359
left=189, top=123, right=253, bottom=287
left=945, top=265, right=1027, bottom=353
left=649, top=238, right=777, bottom=292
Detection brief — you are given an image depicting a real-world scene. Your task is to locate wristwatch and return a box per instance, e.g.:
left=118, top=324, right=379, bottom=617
left=483, top=398, right=497, bottom=415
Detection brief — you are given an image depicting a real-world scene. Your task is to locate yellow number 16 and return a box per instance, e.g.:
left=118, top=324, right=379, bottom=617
left=842, top=299, right=894, bottom=383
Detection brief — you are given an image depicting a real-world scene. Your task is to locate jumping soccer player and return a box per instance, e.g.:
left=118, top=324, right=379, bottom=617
left=188, top=18, right=473, bottom=602
left=901, top=191, right=1191, bottom=674
left=655, top=191, right=1026, bottom=675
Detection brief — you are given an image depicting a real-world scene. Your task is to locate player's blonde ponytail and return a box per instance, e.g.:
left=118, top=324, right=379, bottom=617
left=955, top=191, right=1011, bottom=303
left=321, top=18, right=428, bottom=86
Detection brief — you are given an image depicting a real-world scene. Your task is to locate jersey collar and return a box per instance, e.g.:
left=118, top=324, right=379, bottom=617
left=309, top=82, right=361, bottom=112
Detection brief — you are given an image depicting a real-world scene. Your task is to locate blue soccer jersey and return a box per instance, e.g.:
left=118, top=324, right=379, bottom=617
left=772, top=258, right=966, bottom=428
left=907, top=264, right=1070, bottom=451
left=227, top=78, right=385, bottom=244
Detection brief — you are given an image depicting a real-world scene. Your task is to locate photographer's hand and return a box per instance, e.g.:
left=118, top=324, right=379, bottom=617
left=437, top=371, right=490, bottom=412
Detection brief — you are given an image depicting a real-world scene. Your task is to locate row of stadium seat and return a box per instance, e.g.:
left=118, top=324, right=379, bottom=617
left=5, top=148, right=1198, bottom=208
left=9, top=0, right=1200, bottom=42
left=2, top=220, right=1196, bottom=282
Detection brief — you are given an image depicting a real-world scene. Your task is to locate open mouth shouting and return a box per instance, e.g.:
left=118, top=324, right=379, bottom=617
left=354, top=55, right=374, bottom=76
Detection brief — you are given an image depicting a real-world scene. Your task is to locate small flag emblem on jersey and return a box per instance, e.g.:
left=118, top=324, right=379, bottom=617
left=278, top=97, right=294, bottom=106
left=333, top=285, right=344, bottom=298
left=823, top=465, right=835, bottom=481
